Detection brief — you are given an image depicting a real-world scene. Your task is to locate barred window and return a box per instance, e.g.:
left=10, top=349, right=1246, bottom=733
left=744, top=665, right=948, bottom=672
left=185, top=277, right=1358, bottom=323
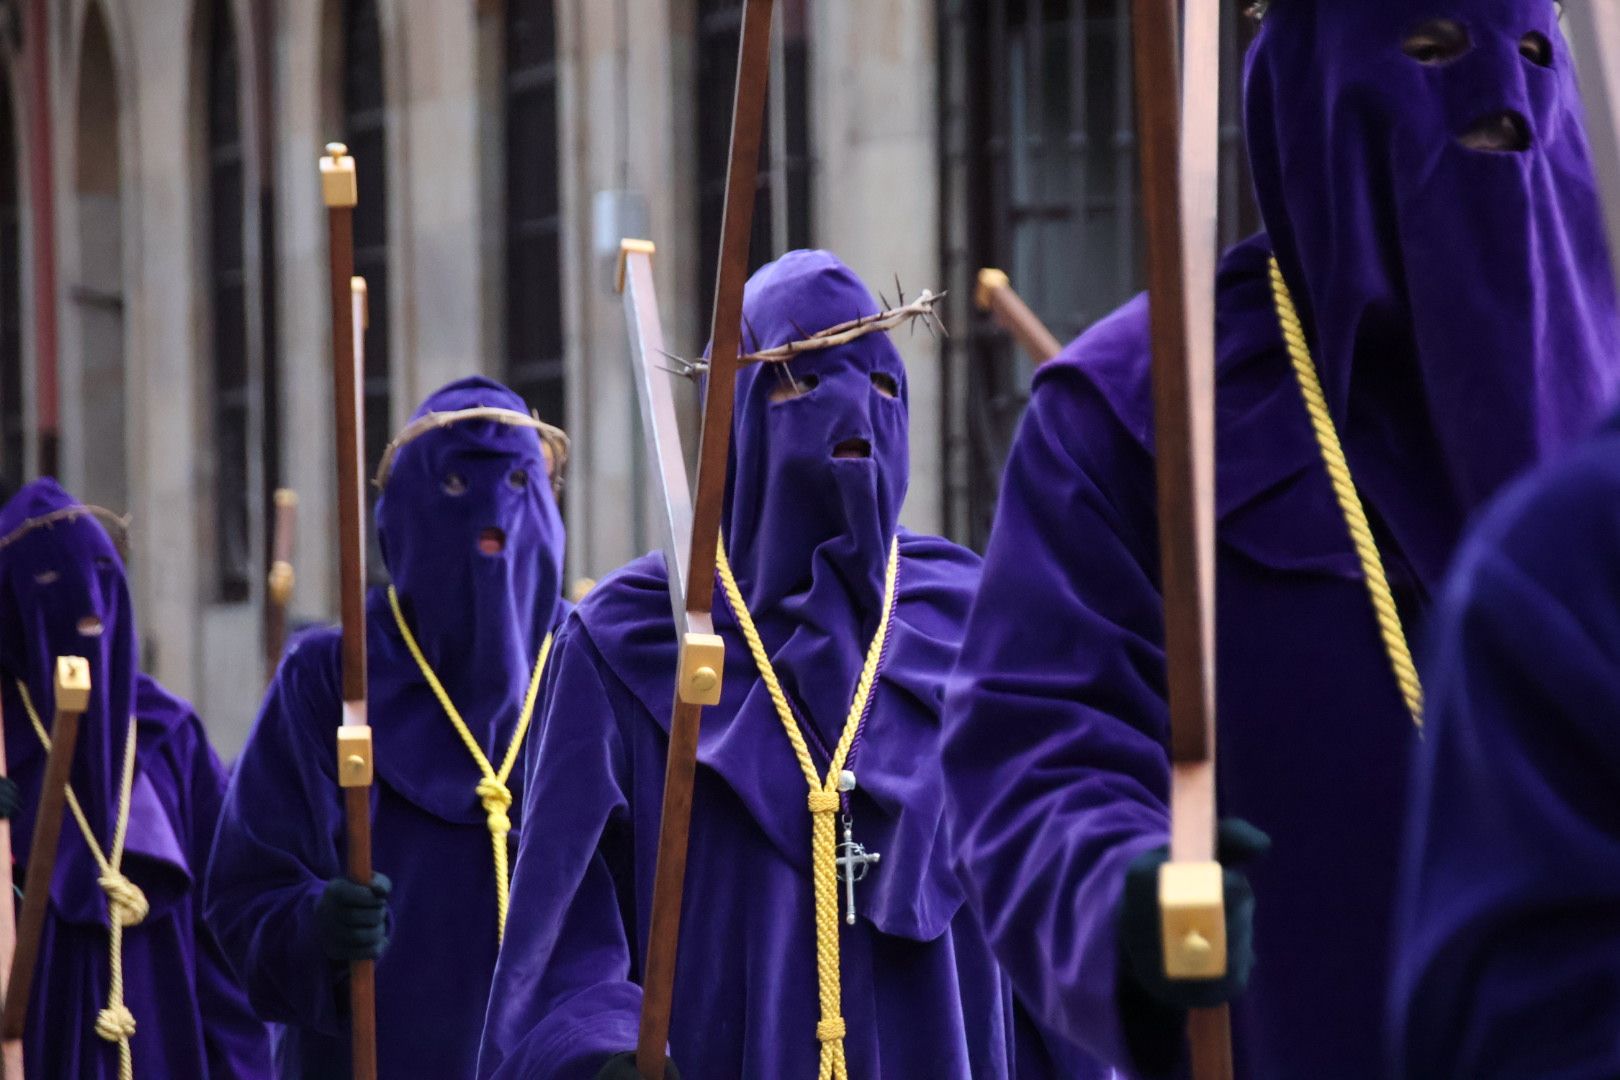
left=503, top=0, right=565, bottom=425
left=206, top=0, right=250, bottom=601
left=940, top=0, right=1259, bottom=548
left=695, top=0, right=812, bottom=326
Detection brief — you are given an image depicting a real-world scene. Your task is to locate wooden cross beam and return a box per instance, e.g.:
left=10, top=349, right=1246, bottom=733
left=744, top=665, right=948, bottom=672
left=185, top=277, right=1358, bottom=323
left=2, top=656, right=92, bottom=1061
left=974, top=269, right=1062, bottom=364
left=614, top=3, right=776, bottom=1076
left=320, top=141, right=378, bottom=1080
left=1129, top=0, right=1231, bottom=1076
left=0, top=690, right=18, bottom=1080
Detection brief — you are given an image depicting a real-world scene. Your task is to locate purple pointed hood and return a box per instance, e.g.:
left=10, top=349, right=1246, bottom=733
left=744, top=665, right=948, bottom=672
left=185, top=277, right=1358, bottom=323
left=1244, top=0, right=1620, bottom=582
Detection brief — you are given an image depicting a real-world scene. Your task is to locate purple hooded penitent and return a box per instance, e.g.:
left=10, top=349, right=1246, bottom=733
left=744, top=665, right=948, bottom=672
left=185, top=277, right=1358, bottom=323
left=0, top=479, right=271, bottom=1078
left=476, top=251, right=1100, bottom=1079
left=941, top=1, right=1620, bottom=1076
left=205, top=377, right=568, bottom=1079
left=1388, top=408, right=1620, bottom=1078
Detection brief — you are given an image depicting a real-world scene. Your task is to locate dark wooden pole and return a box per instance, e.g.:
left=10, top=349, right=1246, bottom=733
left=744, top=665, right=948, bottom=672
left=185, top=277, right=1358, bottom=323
left=975, top=268, right=1062, bottom=364
left=633, top=3, right=775, bottom=1076
left=320, top=142, right=377, bottom=1080
left=0, top=688, right=20, bottom=1079
left=1129, top=0, right=1230, bottom=1075
left=3, top=657, right=91, bottom=1046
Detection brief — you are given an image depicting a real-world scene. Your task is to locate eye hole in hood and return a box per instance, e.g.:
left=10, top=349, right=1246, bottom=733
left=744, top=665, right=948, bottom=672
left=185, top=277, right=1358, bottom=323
left=1402, top=18, right=1472, bottom=66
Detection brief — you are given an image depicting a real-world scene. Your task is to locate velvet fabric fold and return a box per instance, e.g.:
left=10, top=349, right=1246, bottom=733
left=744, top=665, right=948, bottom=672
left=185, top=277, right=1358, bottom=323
left=942, top=3, right=1620, bottom=1074
left=1390, top=409, right=1620, bottom=1078
left=478, top=252, right=1099, bottom=1079
left=0, top=479, right=270, bottom=1078
left=206, top=377, right=567, bottom=1078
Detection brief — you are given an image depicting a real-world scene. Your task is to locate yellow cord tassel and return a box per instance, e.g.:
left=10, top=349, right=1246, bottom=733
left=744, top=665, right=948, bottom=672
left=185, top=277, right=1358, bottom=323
left=19, top=680, right=144, bottom=1080
left=717, top=535, right=900, bottom=1079
left=1269, top=257, right=1424, bottom=727
left=388, top=587, right=551, bottom=943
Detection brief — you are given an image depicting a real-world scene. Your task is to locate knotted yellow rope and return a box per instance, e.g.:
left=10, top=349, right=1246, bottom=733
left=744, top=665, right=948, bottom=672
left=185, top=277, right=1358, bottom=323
left=716, top=535, right=900, bottom=1080
left=386, top=587, right=551, bottom=942
left=1269, top=257, right=1424, bottom=727
left=18, top=679, right=144, bottom=1080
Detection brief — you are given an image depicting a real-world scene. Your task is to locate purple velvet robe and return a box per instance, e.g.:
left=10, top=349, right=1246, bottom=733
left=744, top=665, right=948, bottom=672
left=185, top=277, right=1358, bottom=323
left=941, top=2, right=1620, bottom=1074
left=478, top=252, right=1099, bottom=1079
left=206, top=377, right=568, bottom=1078
left=1390, top=411, right=1620, bottom=1077
left=0, top=479, right=271, bottom=1078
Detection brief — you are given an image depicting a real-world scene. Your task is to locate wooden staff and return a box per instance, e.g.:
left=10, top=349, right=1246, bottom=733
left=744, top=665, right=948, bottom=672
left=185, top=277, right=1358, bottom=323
left=320, top=141, right=377, bottom=1080
left=621, top=3, right=775, bottom=1076
left=974, top=269, right=1062, bottom=364
left=265, top=488, right=299, bottom=683
left=1129, top=0, right=1231, bottom=1076
left=0, top=695, right=22, bottom=1078
left=2, top=657, right=91, bottom=1050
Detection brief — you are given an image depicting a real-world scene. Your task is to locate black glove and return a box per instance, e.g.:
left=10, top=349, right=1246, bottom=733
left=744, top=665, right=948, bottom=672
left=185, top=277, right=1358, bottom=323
left=0, top=776, right=19, bottom=820
left=1115, top=818, right=1270, bottom=1074
left=315, top=873, right=391, bottom=963
left=597, top=1052, right=681, bottom=1080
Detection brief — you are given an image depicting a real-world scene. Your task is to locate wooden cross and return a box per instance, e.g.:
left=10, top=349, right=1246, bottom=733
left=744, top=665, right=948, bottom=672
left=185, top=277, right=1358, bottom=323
left=319, top=141, right=378, bottom=1080
left=2, top=656, right=92, bottom=1078
left=1129, top=0, right=1231, bottom=1076
left=0, top=687, right=18, bottom=1080
left=613, top=3, right=777, bottom=1077
left=834, top=816, right=880, bottom=927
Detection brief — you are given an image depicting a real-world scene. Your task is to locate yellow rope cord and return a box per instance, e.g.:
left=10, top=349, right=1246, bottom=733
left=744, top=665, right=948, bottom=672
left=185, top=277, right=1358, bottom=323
left=1268, top=257, right=1424, bottom=727
left=386, top=587, right=551, bottom=942
left=18, top=679, right=143, bottom=1080
left=715, top=535, right=900, bottom=1080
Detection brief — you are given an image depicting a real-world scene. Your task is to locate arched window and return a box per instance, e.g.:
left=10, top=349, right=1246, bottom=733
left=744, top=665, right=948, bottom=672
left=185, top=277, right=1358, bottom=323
left=695, top=0, right=812, bottom=324
left=939, top=0, right=1259, bottom=546
left=0, top=67, right=22, bottom=493
left=74, top=5, right=127, bottom=517
left=342, top=0, right=390, bottom=479
left=503, top=0, right=564, bottom=425
left=206, top=0, right=250, bottom=601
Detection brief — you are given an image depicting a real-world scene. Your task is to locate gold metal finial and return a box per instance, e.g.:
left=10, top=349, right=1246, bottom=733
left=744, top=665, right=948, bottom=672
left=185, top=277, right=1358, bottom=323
left=321, top=143, right=357, bottom=208
left=975, top=268, right=1011, bottom=312
left=677, top=632, right=725, bottom=706
left=337, top=725, right=374, bottom=788
left=616, top=238, right=657, bottom=295
left=55, top=656, right=91, bottom=711
left=352, top=277, right=370, bottom=329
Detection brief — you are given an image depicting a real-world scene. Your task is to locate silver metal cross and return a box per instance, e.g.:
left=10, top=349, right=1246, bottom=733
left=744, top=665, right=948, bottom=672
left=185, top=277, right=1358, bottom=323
left=836, top=813, right=881, bottom=926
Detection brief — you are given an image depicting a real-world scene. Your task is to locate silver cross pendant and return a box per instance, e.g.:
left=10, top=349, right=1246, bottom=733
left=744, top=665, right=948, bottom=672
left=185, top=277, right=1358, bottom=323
left=835, top=812, right=882, bottom=926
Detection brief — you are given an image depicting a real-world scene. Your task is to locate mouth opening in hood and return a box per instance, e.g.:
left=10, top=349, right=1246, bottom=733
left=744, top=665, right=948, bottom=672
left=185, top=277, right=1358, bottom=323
left=832, top=438, right=873, bottom=460
left=477, top=527, right=507, bottom=556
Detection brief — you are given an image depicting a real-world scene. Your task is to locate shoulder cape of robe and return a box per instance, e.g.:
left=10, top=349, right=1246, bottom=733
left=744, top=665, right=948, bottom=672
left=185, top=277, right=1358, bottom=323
left=476, top=532, right=1105, bottom=1080
left=941, top=236, right=1425, bottom=1078
left=4, top=673, right=272, bottom=1079
left=1390, top=411, right=1620, bottom=1078
left=205, top=590, right=568, bottom=1080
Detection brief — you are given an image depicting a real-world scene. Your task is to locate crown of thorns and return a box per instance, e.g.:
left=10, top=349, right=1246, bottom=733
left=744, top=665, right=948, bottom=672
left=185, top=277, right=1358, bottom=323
left=656, top=280, right=947, bottom=380
left=373, top=407, right=571, bottom=498
left=0, top=503, right=132, bottom=554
